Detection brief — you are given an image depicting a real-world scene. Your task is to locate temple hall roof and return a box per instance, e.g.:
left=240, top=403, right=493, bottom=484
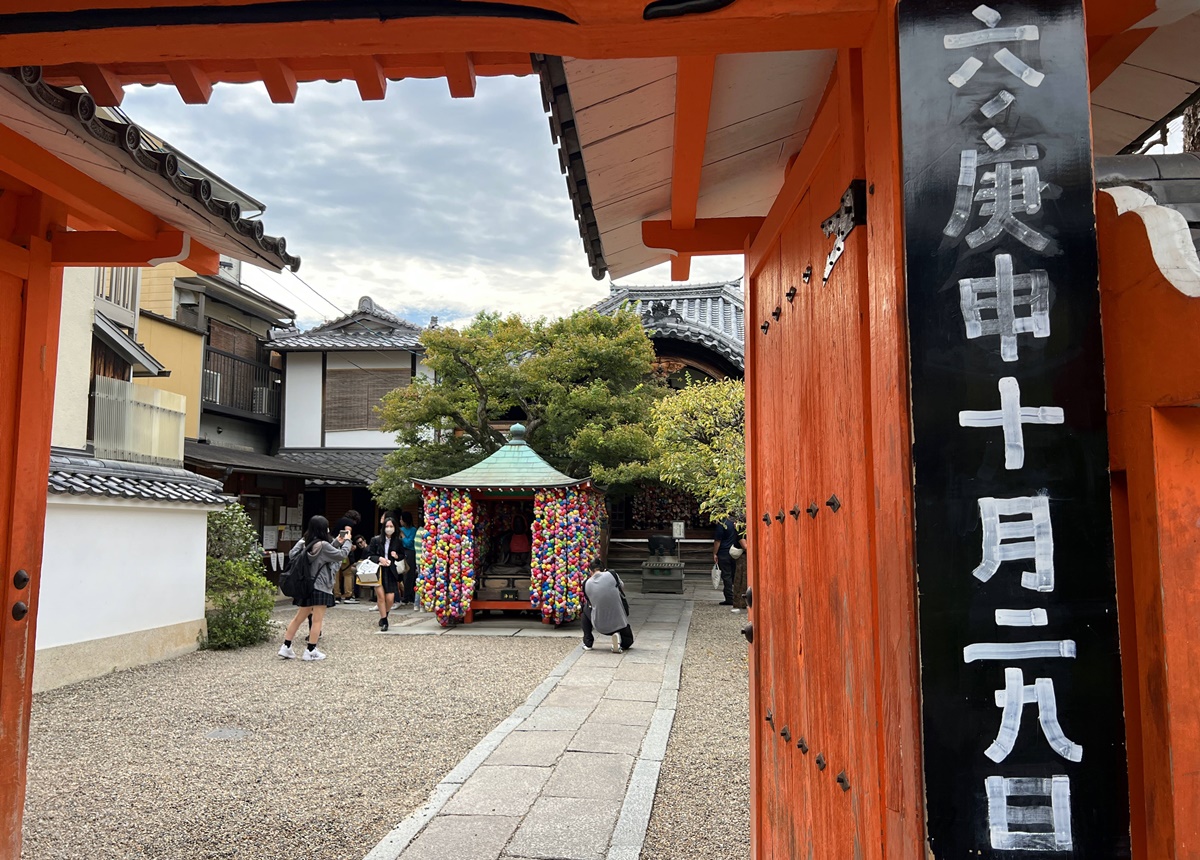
left=413, top=424, right=588, bottom=491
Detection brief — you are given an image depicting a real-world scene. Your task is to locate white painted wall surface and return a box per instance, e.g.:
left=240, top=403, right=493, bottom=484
left=416, top=359, right=433, bottom=381
left=51, top=268, right=98, bottom=450
left=283, top=352, right=323, bottom=447
left=35, top=497, right=211, bottom=650
left=324, top=429, right=397, bottom=448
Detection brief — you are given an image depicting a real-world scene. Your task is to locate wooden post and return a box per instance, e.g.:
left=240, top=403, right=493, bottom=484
left=0, top=191, right=66, bottom=857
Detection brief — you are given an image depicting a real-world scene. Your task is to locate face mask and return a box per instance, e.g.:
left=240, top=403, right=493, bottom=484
left=385, top=527, right=395, bottom=535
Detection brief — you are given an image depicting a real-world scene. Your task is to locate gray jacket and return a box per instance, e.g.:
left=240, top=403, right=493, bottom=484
left=289, top=538, right=350, bottom=594
left=584, top=570, right=628, bottom=635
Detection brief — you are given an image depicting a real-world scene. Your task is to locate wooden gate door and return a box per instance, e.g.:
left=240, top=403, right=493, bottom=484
left=0, top=191, right=66, bottom=856
left=747, top=117, right=883, bottom=860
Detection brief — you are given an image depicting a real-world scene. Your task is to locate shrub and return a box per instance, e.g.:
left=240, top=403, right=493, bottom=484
left=202, top=504, right=274, bottom=650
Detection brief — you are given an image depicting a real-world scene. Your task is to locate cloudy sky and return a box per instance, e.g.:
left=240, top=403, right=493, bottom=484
left=122, top=76, right=743, bottom=330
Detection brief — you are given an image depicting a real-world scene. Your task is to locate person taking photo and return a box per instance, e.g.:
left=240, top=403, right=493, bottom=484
left=279, top=515, right=352, bottom=661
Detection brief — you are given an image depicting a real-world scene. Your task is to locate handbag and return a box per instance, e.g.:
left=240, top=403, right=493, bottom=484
left=356, top=558, right=381, bottom=586
left=711, top=563, right=722, bottom=590
left=395, top=557, right=410, bottom=575
left=729, top=545, right=744, bottom=559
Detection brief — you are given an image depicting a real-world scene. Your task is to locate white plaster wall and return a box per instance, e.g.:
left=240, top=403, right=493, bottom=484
left=324, top=429, right=397, bottom=448
left=35, top=497, right=211, bottom=650
left=416, top=358, right=433, bottom=381
left=283, top=352, right=323, bottom=447
left=51, top=268, right=97, bottom=450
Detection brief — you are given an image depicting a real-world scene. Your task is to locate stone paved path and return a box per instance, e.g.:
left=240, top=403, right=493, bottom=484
left=364, top=594, right=695, bottom=860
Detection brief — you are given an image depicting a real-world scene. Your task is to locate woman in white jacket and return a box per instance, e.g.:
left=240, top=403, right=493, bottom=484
left=279, top=515, right=351, bottom=661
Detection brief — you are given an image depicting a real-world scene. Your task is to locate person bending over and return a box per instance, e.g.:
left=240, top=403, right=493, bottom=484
left=582, top=568, right=634, bottom=653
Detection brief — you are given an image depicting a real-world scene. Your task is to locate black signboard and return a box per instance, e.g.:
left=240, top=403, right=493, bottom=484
left=897, top=1, right=1130, bottom=855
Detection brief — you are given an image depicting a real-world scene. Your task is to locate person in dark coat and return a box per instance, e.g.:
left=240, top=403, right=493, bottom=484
left=713, top=514, right=747, bottom=607
left=399, top=511, right=418, bottom=606
left=367, top=517, right=403, bottom=631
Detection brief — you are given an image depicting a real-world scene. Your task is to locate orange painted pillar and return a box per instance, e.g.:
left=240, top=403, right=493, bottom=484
left=0, top=191, right=66, bottom=857
left=1098, top=190, right=1200, bottom=860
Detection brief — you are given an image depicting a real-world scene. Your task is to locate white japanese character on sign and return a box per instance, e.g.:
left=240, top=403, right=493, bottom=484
left=945, top=155, right=1051, bottom=251
left=945, top=5, right=1045, bottom=90
left=987, top=668, right=1083, bottom=763
left=986, top=775, right=1073, bottom=852
left=960, top=377, right=1064, bottom=469
left=964, top=640, right=1076, bottom=663
left=974, top=495, right=1055, bottom=592
left=959, top=254, right=1051, bottom=362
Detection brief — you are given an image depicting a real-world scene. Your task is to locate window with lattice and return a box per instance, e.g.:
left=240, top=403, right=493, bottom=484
left=324, top=368, right=409, bottom=431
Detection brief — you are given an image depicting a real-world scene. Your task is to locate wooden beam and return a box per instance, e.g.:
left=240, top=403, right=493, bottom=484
left=255, top=58, right=298, bottom=103
left=349, top=55, right=387, bottom=100
left=444, top=52, right=477, bottom=99
left=182, top=241, right=220, bottom=275
left=0, top=3, right=879, bottom=68
left=166, top=61, right=213, bottom=104
left=642, top=217, right=766, bottom=255
left=75, top=63, right=124, bottom=106
left=1088, top=27, right=1157, bottom=89
left=50, top=230, right=187, bottom=267
left=0, top=239, right=30, bottom=279
left=669, top=54, right=716, bottom=283
left=0, top=125, right=159, bottom=241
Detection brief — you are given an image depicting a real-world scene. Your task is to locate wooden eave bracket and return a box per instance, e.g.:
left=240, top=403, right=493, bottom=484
left=444, top=53, right=477, bottom=98
left=1100, top=187, right=1200, bottom=298
left=642, top=217, right=765, bottom=255
left=50, top=229, right=219, bottom=273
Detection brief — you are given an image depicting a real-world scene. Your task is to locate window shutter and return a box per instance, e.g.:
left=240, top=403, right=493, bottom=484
left=324, top=368, right=410, bottom=431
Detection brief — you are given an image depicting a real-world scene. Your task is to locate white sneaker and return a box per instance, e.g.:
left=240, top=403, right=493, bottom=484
left=611, top=633, right=622, bottom=654
left=302, top=648, right=327, bottom=661
left=278, top=644, right=296, bottom=660
left=582, top=643, right=593, bottom=651
left=731, top=607, right=741, bottom=613
left=345, top=598, right=359, bottom=604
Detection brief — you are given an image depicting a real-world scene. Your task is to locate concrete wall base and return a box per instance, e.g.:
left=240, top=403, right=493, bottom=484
left=33, top=618, right=206, bottom=693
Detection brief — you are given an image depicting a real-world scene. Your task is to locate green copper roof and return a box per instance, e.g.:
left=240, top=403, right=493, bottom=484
left=413, top=424, right=590, bottom=491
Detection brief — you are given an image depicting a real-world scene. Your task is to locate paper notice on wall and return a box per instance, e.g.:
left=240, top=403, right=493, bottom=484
left=286, top=506, right=302, bottom=525
left=283, top=525, right=302, bottom=542
left=262, top=527, right=278, bottom=550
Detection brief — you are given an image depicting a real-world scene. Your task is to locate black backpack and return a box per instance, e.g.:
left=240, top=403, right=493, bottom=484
left=280, top=547, right=313, bottom=598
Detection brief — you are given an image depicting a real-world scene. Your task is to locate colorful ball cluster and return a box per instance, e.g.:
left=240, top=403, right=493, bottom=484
left=418, top=488, right=476, bottom=627
left=529, top=487, right=601, bottom=625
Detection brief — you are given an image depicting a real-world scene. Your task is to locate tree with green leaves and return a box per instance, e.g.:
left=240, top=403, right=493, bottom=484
left=653, top=377, right=746, bottom=523
left=203, top=503, right=275, bottom=650
left=372, top=308, right=664, bottom=508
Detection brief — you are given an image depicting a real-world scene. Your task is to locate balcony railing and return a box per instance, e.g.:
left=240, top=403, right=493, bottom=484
left=202, top=346, right=282, bottom=422
left=92, top=375, right=186, bottom=466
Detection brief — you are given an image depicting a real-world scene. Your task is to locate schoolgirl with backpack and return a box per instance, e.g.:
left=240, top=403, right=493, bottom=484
left=278, top=515, right=352, bottom=662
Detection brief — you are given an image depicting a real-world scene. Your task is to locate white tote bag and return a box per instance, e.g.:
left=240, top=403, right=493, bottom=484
left=711, top=564, right=722, bottom=590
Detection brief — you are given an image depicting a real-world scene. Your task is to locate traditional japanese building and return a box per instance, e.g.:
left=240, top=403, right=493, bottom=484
left=591, top=278, right=744, bottom=384
left=4, top=3, right=1200, bottom=858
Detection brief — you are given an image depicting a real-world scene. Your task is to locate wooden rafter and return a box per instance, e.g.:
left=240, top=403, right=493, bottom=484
left=668, top=54, right=716, bottom=281
left=349, top=55, right=387, bottom=100
left=74, top=63, right=124, bottom=106
left=166, top=60, right=213, bottom=104
left=255, top=58, right=298, bottom=104
left=444, top=53, right=477, bottom=99
left=0, top=124, right=159, bottom=241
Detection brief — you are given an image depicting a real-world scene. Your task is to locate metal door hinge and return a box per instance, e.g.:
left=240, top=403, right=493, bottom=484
left=821, top=179, right=867, bottom=284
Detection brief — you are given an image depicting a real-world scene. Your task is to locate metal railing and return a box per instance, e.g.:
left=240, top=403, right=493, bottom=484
left=92, top=375, right=186, bottom=466
left=202, top=346, right=282, bottom=420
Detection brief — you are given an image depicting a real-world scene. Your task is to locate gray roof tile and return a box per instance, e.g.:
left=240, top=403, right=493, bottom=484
left=48, top=451, right=229, bottom=507
left=275, top=448, right=391, bottom=487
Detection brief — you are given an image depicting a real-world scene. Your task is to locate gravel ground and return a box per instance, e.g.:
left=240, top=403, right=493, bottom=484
left=21, top=605, right=574, bottom=860
left=640, top=603, right=751, bottom=860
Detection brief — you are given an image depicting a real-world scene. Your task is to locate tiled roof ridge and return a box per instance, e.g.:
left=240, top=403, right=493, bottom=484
left=48, top=449, right=229, bottom=506
left=306, top=295, right=425, bottom=335
left=50, top=449, right=222, bottom=486
left=5, top=66, right=300, bottom=272
left=609, top=278, right=743, bottom=293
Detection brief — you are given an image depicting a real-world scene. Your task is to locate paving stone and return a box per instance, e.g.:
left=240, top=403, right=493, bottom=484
left=604, top=680, right=661, bottom=702
left=576, top=650, right=624, bottom=667
left=540, top=684, right=608, bottom=709
left=634, top=629, right=674, bottom=641
left=542, top=751, right=635, bottom=801
left=444, top=627, right=522, bottom=636
left=517, top=706, right=594, bottom=732
left=399, top=814, right=519, bottom=860
left=506, top=796, right=621, bottom=860
left=513, top=628, right=583, bottom=638
left=440, top=765, right=552, bottom=817
left=612, top=662, right=664, bottom=682
left=590, top=699, right=656, bottom=728
left=569, top=722, right=647, bottom=755
left=620, top=650, right=664, bottom=665
left=486, top=730, right=574, bottom=767
left=558, top=667, right=617, bottom=687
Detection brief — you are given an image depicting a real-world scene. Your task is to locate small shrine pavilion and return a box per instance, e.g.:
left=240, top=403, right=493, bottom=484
left=413, top=424, right=603, bottom=628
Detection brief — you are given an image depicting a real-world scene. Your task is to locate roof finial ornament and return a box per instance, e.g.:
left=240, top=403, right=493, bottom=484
left=509, top=423, right=527, bottom=443
left=358, top=296, right=375, bottom=312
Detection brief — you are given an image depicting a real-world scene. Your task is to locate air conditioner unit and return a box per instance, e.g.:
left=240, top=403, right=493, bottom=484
left=202, top=369, right=221, bottom=402
left=252, top=386, right=277, bottom=414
